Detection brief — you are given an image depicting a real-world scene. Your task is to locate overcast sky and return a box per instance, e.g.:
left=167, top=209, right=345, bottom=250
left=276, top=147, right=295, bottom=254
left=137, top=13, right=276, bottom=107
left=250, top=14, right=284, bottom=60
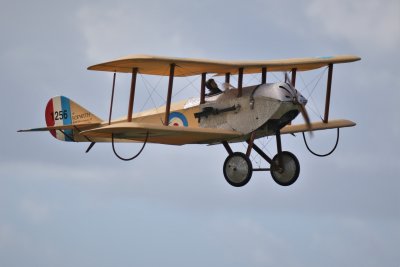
left=1, top=0, right=399, bottom=266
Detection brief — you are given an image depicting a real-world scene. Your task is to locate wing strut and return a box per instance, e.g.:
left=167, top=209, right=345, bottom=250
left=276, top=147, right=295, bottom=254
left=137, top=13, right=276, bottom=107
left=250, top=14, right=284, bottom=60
left=200, top=72, right=206, bottom=104
left=127, top=67, right=138, bottom=122
left=261, top=67, right=267, bottom=84
left=225, top=72, right=230, bottom=84
left=164, top=63, right=175, bottom=126
left=108, top=72, right=117, bottom=125
left=237, top=67, right=243, bottom=97
left=323, top=63, right=333, bottom=123
left=291, top=68, right=297, bottom=86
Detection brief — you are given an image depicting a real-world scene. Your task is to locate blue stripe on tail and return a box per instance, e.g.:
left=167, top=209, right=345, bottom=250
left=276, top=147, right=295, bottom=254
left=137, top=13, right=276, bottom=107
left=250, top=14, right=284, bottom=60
left=60, top=96, right=74, bottom=142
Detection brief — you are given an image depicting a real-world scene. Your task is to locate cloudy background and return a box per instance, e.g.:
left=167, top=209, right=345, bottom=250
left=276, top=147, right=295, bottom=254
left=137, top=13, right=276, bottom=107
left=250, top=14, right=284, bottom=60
left=1, top=0, right=399, bottom=266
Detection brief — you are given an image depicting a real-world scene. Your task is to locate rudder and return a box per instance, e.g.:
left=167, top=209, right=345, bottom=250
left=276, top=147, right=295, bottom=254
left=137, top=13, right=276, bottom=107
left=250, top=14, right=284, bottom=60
left=45, top=96, right=102, bottom=141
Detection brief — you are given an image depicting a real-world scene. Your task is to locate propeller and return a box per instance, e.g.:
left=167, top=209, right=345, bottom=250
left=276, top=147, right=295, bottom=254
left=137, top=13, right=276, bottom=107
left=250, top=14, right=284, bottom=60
left=284, top=72, right=313, bottom=135
left=297, top=102, right=312, bottom=133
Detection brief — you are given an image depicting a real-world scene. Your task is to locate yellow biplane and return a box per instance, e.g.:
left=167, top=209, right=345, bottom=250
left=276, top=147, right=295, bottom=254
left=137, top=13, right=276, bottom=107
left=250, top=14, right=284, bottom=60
left=19, top=54, right=360, bottom=187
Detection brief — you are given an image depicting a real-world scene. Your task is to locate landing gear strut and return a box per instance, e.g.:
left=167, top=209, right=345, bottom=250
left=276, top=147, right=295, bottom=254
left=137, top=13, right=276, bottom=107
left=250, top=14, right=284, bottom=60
left=222, top=130, right=300, bottom=187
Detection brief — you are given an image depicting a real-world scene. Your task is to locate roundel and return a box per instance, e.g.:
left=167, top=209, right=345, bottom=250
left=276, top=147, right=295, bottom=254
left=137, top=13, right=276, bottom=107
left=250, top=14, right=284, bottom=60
left=169, top=112, right=188, bottom=127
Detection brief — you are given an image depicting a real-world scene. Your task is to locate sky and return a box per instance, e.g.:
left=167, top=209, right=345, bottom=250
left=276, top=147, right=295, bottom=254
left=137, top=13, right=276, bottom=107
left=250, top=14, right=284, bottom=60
left=1, top=0, right=399, bottom=266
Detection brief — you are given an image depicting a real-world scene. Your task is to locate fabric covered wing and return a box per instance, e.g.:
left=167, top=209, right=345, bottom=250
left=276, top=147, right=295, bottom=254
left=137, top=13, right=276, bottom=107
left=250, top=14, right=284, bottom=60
left=280, top=119, right=356, bottom=135
left=80, top=122, right=243, bottom=145
left=88, top=54, right=361, bottom=76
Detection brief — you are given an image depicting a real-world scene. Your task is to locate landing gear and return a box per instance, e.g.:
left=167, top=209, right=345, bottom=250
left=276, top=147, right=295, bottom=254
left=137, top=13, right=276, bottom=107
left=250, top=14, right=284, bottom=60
left=223, top=152, right=252, bottom=187
left=271, top=151, right=300, bottom=186
left=221, top=130, right=301, bottom=187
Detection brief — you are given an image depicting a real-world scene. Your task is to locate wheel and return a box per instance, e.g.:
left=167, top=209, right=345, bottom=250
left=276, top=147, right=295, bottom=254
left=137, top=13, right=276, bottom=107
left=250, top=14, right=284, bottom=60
left=223, top=152, right=252, bottom=187
left=271, top=151, right=300, bottom=186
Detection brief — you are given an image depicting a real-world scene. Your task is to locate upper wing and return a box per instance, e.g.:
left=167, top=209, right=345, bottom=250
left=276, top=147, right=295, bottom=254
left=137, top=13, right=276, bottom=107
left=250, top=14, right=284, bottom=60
left=87, top=54, right=361, bottom=77
left=80, top=122, right=243, bottom=145
left=280, top=119, right=356, bottom=135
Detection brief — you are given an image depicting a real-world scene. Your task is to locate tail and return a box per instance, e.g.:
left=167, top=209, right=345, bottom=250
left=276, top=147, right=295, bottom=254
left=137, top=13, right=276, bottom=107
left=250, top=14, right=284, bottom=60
left=19, top=96, right=102, bottom=142
left=44, top=96, right=102, bottom=141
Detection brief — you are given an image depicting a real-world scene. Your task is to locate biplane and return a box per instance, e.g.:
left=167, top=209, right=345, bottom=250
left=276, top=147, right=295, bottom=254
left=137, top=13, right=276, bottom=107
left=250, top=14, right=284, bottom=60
left=19, top=54, right=361, bottom=187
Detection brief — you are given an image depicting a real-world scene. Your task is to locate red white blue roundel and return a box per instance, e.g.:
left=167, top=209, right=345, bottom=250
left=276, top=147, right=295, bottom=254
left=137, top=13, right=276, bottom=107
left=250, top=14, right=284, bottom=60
left=169, top=112, right=188, bottom=127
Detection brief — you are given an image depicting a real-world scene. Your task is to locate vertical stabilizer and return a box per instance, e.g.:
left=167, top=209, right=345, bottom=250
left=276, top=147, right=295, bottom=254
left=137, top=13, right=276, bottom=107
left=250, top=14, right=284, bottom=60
left=45, top=96, right=102, bottom=141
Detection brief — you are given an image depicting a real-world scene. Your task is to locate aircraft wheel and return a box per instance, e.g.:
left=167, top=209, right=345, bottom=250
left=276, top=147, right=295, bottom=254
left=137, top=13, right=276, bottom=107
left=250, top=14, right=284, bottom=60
left=223, top=152, right=252, bottom=187
left=271, top=151, right=300, bottom=186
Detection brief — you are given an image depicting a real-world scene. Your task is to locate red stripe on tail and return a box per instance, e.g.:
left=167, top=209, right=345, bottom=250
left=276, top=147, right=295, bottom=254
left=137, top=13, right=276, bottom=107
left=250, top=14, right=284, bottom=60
left=45, top=99, right=56, bottom=138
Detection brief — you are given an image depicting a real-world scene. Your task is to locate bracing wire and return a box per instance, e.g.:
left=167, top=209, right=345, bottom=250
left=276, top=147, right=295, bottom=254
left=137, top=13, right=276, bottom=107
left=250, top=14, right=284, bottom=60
left=173, top=75, right=200, bottom=98
left=139, top=73, right=165, bottom=111
left=298, top=68, right=327, bottom=120
left=271, top=72, right=283, bottom=82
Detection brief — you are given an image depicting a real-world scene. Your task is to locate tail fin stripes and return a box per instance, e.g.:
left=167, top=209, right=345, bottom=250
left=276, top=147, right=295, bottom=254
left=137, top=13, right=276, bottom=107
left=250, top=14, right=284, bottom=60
left=45, top=96, right=102, bottom=141
left=45, top=96, right=72, bottom=141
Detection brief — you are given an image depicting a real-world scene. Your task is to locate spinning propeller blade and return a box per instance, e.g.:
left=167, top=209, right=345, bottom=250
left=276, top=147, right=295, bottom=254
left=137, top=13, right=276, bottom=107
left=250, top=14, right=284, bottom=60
left=284, top=72, right=313, bottom=135
left=298, top=103, right=313, bottom=134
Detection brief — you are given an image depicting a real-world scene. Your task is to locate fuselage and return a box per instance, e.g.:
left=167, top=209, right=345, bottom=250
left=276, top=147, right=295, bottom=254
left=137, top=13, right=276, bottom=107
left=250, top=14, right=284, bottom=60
left=109, top=82, right=307, bottom=141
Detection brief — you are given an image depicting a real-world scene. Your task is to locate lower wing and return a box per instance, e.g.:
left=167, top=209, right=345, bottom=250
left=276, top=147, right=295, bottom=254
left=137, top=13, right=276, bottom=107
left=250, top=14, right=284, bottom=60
left=281, top=119, right=356, bottom=135
left=80, top=122, right=243, bottom=145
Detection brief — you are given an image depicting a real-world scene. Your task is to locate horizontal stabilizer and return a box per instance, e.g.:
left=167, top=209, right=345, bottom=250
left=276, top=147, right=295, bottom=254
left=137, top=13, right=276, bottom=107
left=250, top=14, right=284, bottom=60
left=281, top=119, right=356, bottom=135
left=81, top=122, right=242, bottom=145
left=18, top=123, right=101, bottom=132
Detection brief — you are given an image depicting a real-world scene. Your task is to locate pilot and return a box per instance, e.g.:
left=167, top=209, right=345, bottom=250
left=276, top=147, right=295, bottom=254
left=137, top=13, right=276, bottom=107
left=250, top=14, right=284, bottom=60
left=205, top=79, right=222, bottom=96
